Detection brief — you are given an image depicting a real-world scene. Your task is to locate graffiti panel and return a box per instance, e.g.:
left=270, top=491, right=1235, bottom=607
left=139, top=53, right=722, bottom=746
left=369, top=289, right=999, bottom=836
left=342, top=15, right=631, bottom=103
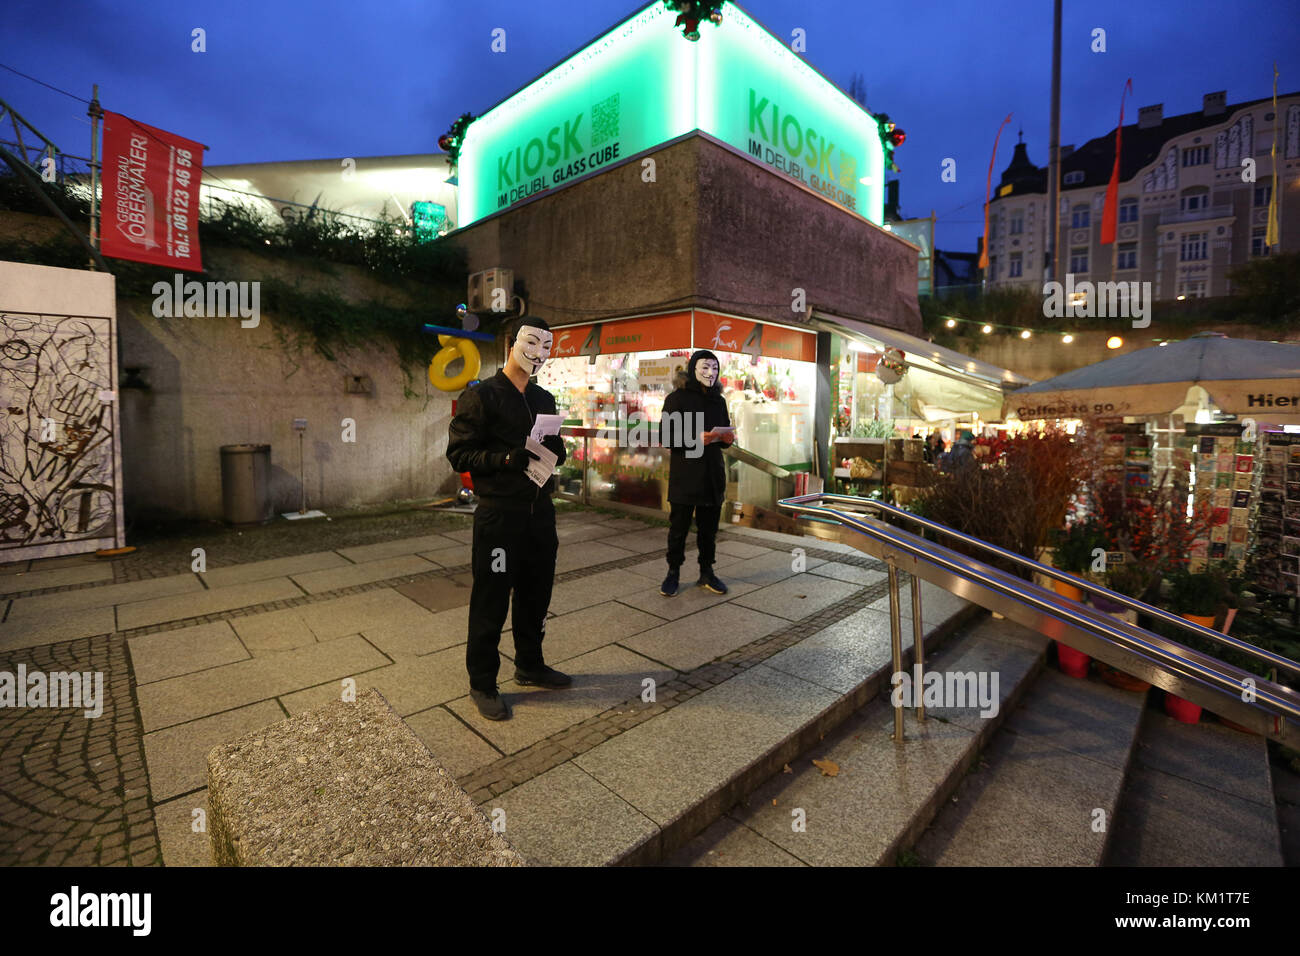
left=0, top=311, right=122, bottom=560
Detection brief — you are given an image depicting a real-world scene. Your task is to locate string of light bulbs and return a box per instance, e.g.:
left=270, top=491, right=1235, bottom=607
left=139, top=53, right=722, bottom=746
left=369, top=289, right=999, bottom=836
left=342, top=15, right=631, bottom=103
left=936, top=314, right=1178, bottom=351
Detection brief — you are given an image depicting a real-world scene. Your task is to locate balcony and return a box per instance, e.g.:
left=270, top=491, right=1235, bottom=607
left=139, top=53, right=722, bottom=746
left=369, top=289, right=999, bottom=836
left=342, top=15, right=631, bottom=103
left=1159, top=204, right=1234, bottom=225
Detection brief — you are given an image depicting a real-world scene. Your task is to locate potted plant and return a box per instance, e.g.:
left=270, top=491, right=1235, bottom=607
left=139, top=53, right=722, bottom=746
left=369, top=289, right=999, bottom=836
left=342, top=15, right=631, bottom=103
left=1048, top=519, right=1104, bottom=601
left=1160, top=567, right=1230, bottom=723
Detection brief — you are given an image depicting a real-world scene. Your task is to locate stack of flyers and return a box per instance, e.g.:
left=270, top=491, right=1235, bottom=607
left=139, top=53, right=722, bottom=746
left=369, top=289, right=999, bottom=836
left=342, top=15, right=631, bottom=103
left=1213, top=488, right=1232, bottom=508
left=1232, top=490, right=1251, bottom=509
left=1233, top=471, right=1253, bottom=490
left=1198, top=436, right=1216, bottom=455
left=1214, top=473, right=1233, bottom=489
left=1235, top=454, right=1254, bottom=473
left=1217, top=451, right=1235, bottom=471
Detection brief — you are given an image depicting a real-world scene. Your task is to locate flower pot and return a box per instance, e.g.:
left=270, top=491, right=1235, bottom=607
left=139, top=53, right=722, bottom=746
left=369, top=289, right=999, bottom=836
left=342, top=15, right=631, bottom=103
left=1164, top=693, right=1202, bottom=724
left=1095, top=663, right=1150, bottom=692
left=1180, top=613, right=1216, bottom=629
left=1052, top=579, right=1084, bottom=602
left=1055, top=641, right=1091, bottom=678
left=1089, top=592, right=1127, bottom=613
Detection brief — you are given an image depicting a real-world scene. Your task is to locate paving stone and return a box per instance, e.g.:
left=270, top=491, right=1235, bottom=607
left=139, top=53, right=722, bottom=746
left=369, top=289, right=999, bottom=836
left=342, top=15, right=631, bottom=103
left=229, top=608, right=318, bottom=654
left=806, top=561, right=887, bottom=587
left=592, top=518, right=656, bottom=534
left=722, top=550, right=828, bottom=588
left=128, top=621, right=250, bottom=684
left=334, top=644, right=469, bottom=717
left=867, top=578, right=973, bottom=634
left=547, top=568, right=652, bottom=616
left=540, top=601, right=665, bottom=664
left=555, top=523, right=625, bottom=545
left=1129, top=710, right=1276, bottom=808
left=589, top=528, right=677, bottom=554
left=5, top=574, right=200, bottom=618
left=278, top=680, right=357, bottom=716
left=153, top=791, right=212, bottom=866
left=760, top=607, right=900, bottom=694
left=713, top=539, right=774, bottom=560
left=616, top=576, right=759, bottom=622
left=118, top=578, right=304, bottom=630
left=0, top=562, right=112, bottom=595
left=0, top=607, right=116, bottom=652
left=554, top=541, right=635, bottom=574
left=623, top=550, right=745, bottom=581
left=447, top=645, right=675, bottom=756
left=619, top=602, right=787, bottom=672
left=729, top=575, right=861, bottom=622
left=296, top=588, right=438, bottom=641
left=336, top=534, right=464, bottom=564
left=404, top=707, right=503, bottom=778
left=418, top=544, right=471, bottom=567
left=136, top=635, right=389, bottom=731
left=575, top=663, right=839, bottom=829
left=393, top=573, right=475, bottom=613
left=143, top=700, right=285, bottom=801
left=290, top=554, right=438, bottom=594
left=199, top=551, right=349, bottom=589
left=487, top=762, right=659, bottom=866
left=666, top=815, right=807, bottom=867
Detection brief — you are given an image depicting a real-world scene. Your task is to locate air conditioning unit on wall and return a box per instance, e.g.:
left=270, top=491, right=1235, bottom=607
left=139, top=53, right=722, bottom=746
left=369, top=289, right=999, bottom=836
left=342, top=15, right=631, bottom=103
left=467, top=268, right=514, bottom=314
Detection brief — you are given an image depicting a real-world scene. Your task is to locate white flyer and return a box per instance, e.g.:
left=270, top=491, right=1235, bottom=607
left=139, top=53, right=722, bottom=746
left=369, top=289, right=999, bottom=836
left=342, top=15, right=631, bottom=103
left=524, top=436, right=558, bottom=488
left=529, top=414, right=564, bottom=443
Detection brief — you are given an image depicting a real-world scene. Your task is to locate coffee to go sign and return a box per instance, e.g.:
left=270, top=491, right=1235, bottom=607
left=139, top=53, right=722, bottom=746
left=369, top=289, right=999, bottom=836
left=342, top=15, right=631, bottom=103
left=456, top=1, right=885, bottom=226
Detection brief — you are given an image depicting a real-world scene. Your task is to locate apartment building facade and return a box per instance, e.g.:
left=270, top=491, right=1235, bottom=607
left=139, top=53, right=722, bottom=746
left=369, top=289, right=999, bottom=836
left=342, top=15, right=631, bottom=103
left=985, top=90, right=1300, bottom=301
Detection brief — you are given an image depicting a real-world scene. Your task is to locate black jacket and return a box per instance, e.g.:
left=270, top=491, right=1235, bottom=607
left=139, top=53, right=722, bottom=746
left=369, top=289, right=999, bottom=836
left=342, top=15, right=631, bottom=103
left=446, top=370, right=566, bottom=507
left=659, top=381, right=733, bottom=505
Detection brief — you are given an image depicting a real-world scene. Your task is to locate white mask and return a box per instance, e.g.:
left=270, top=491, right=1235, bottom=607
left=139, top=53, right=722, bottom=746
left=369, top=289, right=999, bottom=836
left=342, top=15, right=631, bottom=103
left=511, top=326, right=553, bottom=375
left=694, top=358, right=719, bottom=387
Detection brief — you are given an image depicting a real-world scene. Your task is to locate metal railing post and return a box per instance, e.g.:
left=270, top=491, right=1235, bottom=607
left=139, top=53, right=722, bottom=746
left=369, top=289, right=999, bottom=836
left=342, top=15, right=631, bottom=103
left=911, top=571, right=925, bottom=723
left=887, top=562, right=905, bottom=742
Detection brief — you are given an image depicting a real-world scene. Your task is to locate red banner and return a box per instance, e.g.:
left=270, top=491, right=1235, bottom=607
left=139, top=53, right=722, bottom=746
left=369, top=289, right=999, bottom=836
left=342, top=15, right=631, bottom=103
left=100, top=111, right=205, bottom=271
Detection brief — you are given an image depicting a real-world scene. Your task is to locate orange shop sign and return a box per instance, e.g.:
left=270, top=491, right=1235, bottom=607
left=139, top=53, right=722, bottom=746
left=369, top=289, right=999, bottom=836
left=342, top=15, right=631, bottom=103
left=599, top=312, right=691, bottom=353
left=694, top=311, right=816, bottom=363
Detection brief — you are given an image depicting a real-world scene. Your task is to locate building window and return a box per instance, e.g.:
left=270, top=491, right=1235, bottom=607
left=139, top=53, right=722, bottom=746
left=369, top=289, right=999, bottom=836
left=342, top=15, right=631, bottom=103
left=1119, top=197, right=1139, bottom=223
left=1010, top=212, right=1024, bottom=234
left=989, top=216, right=998, bottom=240
left=1177, top=279, right=1208, bottom=299
left=1009, top=252, right=1023, bottom=277
left=1117, top=242, right=1138, bottom=270
left=987, top=256, right=997, bottom=280
left=1180, top=232, right=1208, bottom=261
left=1071, top=204, right=1090, bottom=228
left=1181, top=145, right=1210, bottom=167
left=1251, top=227, right=1272, bottom=257
left=1064, top=171, right=1084, bottom=185
left=1180, top=190, right=1209, bottom=212
left=1070, top=247, right=1088, bottom=273
left=1254, top=182, right=1272, bottom=207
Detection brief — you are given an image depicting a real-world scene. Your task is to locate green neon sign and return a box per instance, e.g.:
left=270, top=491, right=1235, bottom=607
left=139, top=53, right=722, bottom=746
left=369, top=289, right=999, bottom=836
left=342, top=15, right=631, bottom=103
left=456, top=1, right=884, bottom=227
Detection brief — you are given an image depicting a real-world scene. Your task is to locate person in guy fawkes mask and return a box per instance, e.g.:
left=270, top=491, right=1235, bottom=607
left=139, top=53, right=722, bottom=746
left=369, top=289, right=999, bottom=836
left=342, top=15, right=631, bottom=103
left=446, top=317, right=570, bottom=721
left=657, top=349, right=733, bottom=597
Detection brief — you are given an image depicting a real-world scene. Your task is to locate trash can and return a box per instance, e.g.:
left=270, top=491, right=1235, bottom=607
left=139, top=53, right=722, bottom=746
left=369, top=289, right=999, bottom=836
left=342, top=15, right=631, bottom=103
left=220, top=444, right=273, bottom=525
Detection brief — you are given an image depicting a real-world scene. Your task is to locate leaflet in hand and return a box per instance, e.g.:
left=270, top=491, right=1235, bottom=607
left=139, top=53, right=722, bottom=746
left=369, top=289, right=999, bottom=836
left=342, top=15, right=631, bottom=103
left=524, top=436, right=558, bottom=488
left=529, top=414, right=564, bottom=443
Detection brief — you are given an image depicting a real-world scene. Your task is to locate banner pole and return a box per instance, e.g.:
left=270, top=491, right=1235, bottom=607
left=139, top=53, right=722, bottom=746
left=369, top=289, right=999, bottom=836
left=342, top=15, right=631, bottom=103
left=88, top=84, right=101, bottom=268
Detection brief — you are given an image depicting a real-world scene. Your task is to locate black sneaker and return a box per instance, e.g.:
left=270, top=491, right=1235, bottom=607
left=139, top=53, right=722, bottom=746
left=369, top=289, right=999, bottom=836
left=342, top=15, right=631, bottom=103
left=470, top=687, right=511, bottom=721
left=660, top=568, right=680, bottom=597
left=698, top=571, right=728, bottom=595
left=514, top=665, right=573, bottom=688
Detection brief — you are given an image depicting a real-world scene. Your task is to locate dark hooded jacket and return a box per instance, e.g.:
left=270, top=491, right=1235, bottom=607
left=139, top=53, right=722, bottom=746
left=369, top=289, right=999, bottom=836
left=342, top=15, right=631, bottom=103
left=658, top=350, right=733, bottom=505
left=446, top=369, right=566, bottom=509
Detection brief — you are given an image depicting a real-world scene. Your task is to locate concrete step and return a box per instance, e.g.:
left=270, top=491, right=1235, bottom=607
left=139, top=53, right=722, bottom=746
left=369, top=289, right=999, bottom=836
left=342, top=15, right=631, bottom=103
left=1104, top=705, right=1284, bottom=866
left=666, top=614, right=1049, bottom=866
left=911, top=666, right=1148, bottom=866
left=486, top=574, right=982, bottom=865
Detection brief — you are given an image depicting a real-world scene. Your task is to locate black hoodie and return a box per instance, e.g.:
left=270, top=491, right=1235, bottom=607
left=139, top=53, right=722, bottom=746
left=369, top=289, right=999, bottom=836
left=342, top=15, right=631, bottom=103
left=658, top=350, right=733, bottom=505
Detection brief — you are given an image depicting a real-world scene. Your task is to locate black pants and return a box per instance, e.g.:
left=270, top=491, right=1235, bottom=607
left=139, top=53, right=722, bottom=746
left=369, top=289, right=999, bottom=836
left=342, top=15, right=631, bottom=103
left=666, top=501, right=721, bottom=573
left=466, top=501, right=557, bottom=692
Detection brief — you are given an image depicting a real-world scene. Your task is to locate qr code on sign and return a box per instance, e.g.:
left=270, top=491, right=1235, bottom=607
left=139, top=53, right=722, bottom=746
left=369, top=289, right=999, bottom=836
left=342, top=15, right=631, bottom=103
left=591, top=93, right=620, bottom=147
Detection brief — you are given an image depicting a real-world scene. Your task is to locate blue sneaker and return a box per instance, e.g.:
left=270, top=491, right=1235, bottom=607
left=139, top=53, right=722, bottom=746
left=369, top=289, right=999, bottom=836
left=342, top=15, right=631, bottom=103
left=660, top=568, right=680, bottom=597
left=698, top=571, right=728, bottom=595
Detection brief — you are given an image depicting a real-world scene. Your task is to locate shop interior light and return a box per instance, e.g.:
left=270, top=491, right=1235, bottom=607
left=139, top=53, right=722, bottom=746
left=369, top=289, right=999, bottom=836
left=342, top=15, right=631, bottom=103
left=1019, top=329, right=1031, bottom=339
left=1106, top=336, right=1123, bottom=349
left=981, top=324, right=993, bottom=334
left=1061, top=334, right=1073, bottom=343
left=945, top=318, right=956, bottom=328
left=1176, top=294, right=1186, bottom=301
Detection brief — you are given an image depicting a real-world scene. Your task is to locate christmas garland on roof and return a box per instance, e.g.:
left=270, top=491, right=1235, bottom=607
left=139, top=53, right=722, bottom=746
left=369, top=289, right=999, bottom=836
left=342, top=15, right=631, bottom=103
left=663, top=1, right=723, bottom=41
left=438, top=112, right=476, bottom=169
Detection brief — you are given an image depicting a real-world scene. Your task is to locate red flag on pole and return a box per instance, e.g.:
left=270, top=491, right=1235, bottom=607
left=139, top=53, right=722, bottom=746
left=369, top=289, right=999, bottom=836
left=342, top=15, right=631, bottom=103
left=1100, top=78, right=1133, bottom=246
left=979, top=114, right=1013, bottom=270
left=100, top=111, right=206, bottom=270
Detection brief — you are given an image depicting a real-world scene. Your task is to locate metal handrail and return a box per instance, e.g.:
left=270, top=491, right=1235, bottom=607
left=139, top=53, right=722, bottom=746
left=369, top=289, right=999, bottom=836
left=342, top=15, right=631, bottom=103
left=777, top=492, right=1300, bottom=737
left=785, top=492, right=1299, bottom=678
